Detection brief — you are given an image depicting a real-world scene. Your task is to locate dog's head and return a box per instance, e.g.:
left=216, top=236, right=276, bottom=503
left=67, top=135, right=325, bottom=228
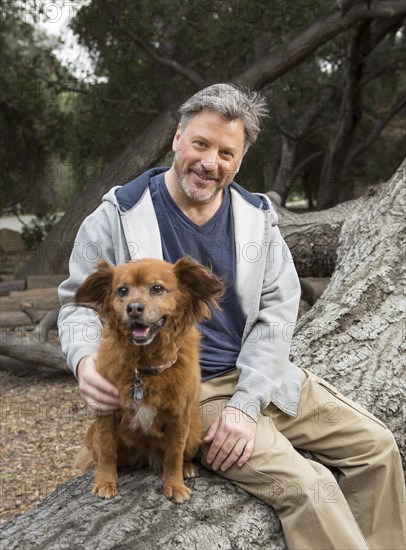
left=75, top=257, right=225, bottom=346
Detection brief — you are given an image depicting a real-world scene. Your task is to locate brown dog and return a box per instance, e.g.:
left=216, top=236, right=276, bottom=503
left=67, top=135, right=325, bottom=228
left=74, top=257, right=224, bottom=503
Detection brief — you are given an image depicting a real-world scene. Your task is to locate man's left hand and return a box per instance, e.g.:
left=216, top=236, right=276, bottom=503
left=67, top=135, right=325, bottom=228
left=203, top=406, right=257, bottom=472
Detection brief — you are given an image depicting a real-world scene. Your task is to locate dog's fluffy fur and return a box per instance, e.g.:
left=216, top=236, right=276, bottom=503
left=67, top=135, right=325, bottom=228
left=74, top=257, right=224, bottom=503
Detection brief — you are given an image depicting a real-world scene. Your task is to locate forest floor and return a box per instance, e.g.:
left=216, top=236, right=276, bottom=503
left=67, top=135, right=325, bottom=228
left=0, top=368, right=89, bottom=524
left=0, top=246, right=91, bottom=524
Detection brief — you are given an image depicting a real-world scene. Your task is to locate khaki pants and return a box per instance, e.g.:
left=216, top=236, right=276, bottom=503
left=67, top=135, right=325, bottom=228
left=199, top=369, right=405, bottom=550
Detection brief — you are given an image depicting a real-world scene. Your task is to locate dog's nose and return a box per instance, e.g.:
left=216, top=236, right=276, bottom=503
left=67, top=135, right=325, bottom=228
left=127, top=302, right=145, bottom=318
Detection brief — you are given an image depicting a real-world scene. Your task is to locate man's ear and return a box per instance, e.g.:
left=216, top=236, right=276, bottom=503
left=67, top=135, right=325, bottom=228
left=174, top=256, right=225, bottom=323
left=75, top=259, right=114, bottom=313
left=172, top=123, right=182, bottom=152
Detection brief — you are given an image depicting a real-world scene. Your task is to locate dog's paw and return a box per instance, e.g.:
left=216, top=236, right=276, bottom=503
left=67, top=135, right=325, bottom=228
left=183, top=461, right=198, bottom=479
left=163, top=483, right=191, bottom=504
left=92, top=482, right=118, bottom=499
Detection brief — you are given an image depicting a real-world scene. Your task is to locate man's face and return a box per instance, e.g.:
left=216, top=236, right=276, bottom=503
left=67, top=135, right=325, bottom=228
left=171, top=110, right=245, bottom=204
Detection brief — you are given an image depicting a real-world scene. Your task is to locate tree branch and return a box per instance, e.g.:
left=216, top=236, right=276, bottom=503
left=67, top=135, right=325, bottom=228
left=335, top=0, right=371, bottom=17
left=291, top=150, right=325, bottom=181
left=104, top=2, right=204, bottom=88
left=348, top=94, right=406, bottom=164
left=358, top=59, right=405, bottom=91
left=237, top=1, right=406, bottom=88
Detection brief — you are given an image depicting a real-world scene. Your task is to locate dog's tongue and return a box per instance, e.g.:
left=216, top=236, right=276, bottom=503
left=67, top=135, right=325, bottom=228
left=132, top=324, right=151, bottom=339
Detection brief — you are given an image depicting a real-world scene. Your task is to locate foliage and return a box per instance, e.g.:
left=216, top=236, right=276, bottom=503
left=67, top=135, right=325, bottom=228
left=0, top=0, right=72, bottom=213
left=20, top=212, right=59, bottom=250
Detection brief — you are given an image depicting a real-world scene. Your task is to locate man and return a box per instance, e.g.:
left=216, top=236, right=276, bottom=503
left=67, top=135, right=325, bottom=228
left=58, top=83, right=405, bottom=550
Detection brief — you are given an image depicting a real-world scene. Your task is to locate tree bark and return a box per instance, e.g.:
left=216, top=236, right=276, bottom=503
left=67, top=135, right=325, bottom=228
left=292, top=159, right=405, bottom=455
left=0, top=469, right=287, bottom=550
left=0, top=162, right=404, bottom=548
left=273, top=188, right=376, bottom=277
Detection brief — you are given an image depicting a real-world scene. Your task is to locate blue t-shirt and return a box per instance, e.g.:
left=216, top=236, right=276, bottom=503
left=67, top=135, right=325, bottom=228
left=149, top=173, right=245, bottom=381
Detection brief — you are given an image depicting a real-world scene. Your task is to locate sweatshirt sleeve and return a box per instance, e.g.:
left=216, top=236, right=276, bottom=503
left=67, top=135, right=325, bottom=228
left=227, top=226, right=301, bottom=421
left=57, top=203, right=123, bottom=377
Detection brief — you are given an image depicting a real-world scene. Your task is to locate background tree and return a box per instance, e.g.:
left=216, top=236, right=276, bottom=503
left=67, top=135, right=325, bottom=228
left=0, top=0, right=75, bottom=214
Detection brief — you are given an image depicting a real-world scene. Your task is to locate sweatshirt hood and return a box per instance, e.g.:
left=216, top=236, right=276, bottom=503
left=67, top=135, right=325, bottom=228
left=102, top=166, right=278, bottom=225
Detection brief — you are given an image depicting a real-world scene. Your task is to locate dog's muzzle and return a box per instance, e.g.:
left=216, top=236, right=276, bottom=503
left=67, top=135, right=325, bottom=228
left=130, top=317, right=166, bottom=345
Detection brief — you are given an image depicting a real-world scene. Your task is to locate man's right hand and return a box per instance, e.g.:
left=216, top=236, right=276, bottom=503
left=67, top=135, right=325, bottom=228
left=77, top=355, right=121, bottom=415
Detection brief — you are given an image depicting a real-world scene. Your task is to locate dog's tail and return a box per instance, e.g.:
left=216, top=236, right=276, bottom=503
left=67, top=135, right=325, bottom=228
left=72, top=446, right=93, bottom=475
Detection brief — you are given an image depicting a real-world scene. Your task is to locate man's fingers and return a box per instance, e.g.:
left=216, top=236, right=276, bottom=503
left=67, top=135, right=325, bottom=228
left=203, top=414, right=220, bottom=443
left=236, top=440, right=254, bottom=468
left=81, top=385, right=120, bottom=407
left=87, top=401, right=119, bottom=416
left=219, top=439, right=247, bottom=472
left=211, top=436, right=238, bottom=471
left=205, top=430, right=229, bottom=466
left=203, top=406, right=257, bottom=472
left=83, top=368, right=119, bottom=397
left=80, top=374, right=121, bottom=412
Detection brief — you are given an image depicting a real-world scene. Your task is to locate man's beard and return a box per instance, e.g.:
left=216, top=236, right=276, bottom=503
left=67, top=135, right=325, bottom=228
left=174, top=159, right=225, bottom=203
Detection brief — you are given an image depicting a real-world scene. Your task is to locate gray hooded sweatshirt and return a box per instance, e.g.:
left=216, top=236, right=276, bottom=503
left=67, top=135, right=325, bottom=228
left=58, top=167, right=303, bottom=421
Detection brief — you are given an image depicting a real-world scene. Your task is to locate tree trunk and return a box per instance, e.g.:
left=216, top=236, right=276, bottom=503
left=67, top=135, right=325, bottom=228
left=272, top=88, right=334, bottom=204
left=272, top=136, right=297, bottom=205
left=0, top=468, right=288, bottom=550
left=1, top=162, right=404, bottom=548
left=317, top=22, right=369, bottom=209
left=274, top=189, right=376, bottom=277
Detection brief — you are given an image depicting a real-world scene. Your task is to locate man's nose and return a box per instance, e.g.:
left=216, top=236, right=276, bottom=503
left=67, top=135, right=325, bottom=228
left=201, top=159, right=218, bottom=172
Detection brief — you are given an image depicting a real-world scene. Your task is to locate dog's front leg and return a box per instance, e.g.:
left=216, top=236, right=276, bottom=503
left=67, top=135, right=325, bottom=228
left=92, top=414, right=119, bottom=498
left=162, top=420, right=191, bottom=504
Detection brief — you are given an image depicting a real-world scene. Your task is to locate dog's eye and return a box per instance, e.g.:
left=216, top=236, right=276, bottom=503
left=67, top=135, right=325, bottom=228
left=150, top=284, right=165, bottom=296
left=117, top=286, right=129, bottom=298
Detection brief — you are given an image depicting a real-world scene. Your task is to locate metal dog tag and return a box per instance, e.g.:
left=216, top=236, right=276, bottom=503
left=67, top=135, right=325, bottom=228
left=130, top=370, right=145, bottom=404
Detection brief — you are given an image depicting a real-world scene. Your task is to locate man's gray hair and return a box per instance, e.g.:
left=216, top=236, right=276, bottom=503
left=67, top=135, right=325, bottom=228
left=179, top=83, right=268, bottom=152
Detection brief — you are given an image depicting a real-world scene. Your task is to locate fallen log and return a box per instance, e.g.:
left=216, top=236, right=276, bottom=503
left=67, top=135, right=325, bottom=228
left=0, top=469, right=287, bottom=550
left=0, top=334, right=66, bottom=371
left=0, top=279, right=25, bottom=296
left=1, top=288, right=60, bottom=311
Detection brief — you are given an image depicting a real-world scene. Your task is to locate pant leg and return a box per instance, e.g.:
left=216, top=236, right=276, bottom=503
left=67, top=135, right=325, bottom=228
left=270, top=369, right=406, bottom=550
left=199, top=370, right=370, bottom=550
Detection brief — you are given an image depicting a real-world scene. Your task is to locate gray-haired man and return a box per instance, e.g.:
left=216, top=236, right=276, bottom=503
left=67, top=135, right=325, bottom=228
left=59, top=83, right=405, bottom=550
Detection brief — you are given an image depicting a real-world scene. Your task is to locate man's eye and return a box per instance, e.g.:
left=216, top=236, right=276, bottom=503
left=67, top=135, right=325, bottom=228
left=117, top=287, right=129, bottom=297
left=150, top=285, right=165, bottom=295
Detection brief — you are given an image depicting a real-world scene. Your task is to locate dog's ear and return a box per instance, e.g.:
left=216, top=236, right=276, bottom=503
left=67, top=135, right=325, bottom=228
left=174, top=256, right=225, bottom=322
left=75, top=259, right=114, bottom=313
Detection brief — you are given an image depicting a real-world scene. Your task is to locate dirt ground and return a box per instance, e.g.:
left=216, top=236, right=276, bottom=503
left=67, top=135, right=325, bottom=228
left=0, top=369, right=90, bottom=524
left=0, top=245, right=93, bottom=524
